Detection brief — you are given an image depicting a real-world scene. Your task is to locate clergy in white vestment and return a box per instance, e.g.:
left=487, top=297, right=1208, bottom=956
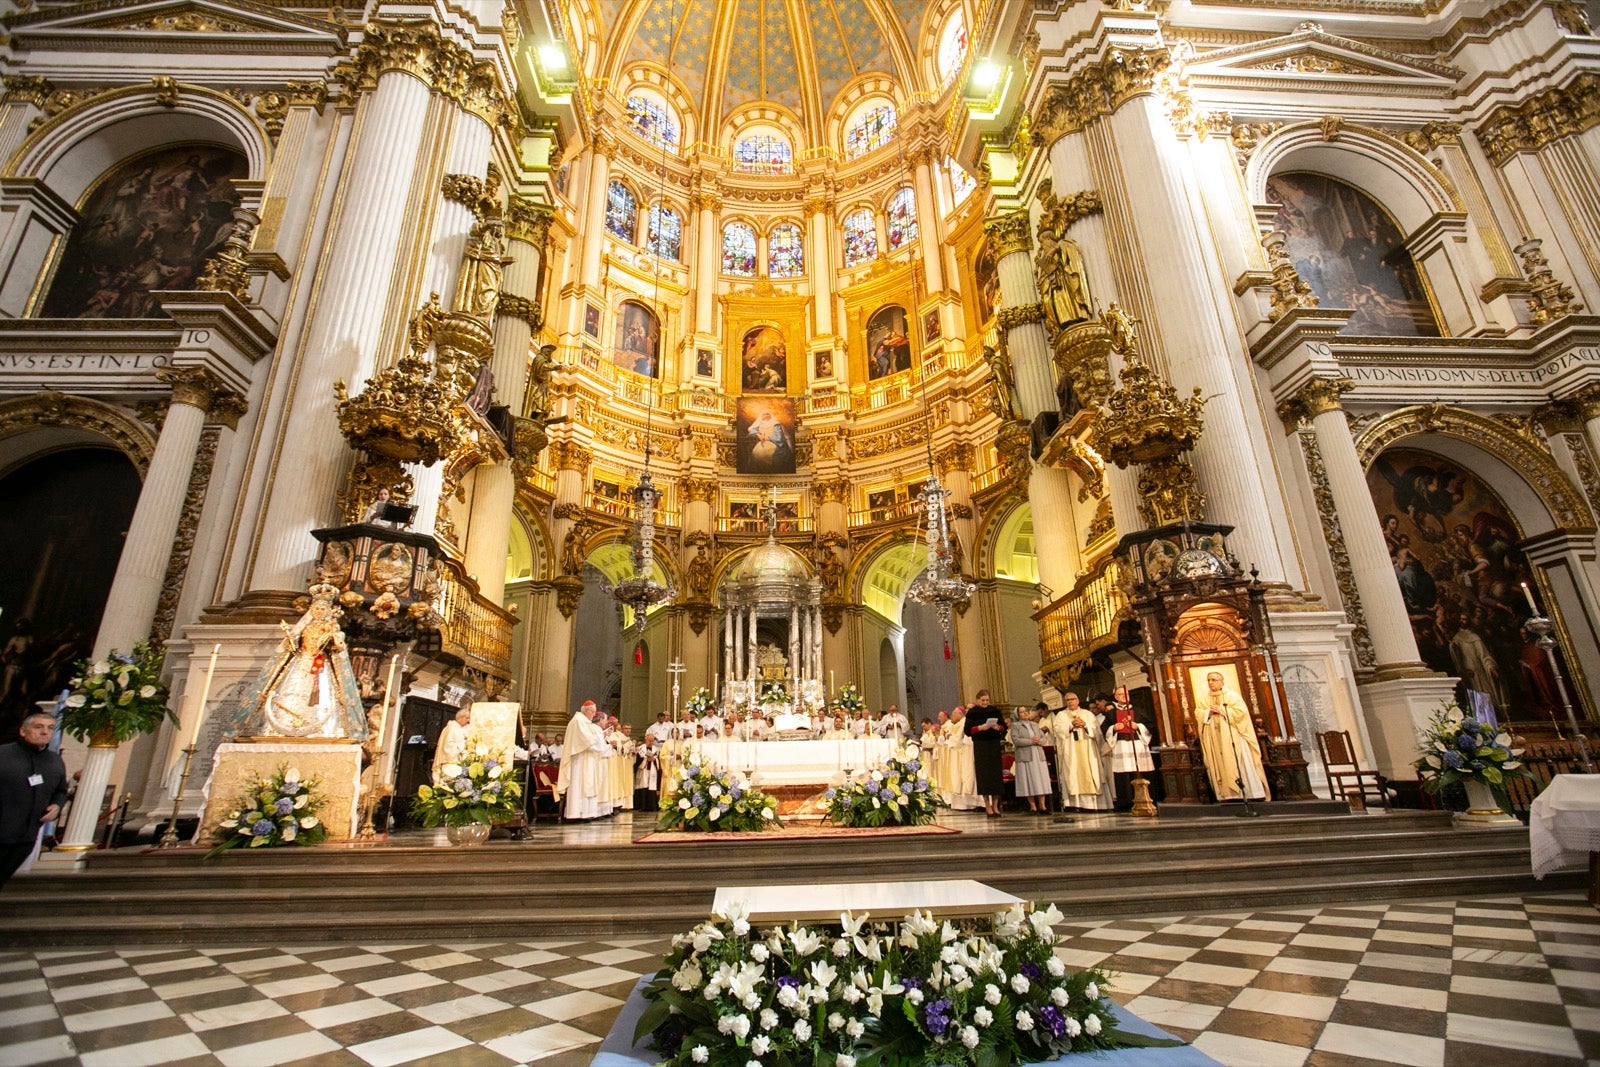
left=548, top=735, right=564, bottom=761
left=646, top=712, right=675, bottom=746
left=555, top=701, right=614, bottom=819
left=1050, top=692, right=1111, bottom=812
left=610, top=722, right=636, bottom=810
left=431, top=707, right=471, bottom=778
left=699, top=712, right=724, bottom=738
left=875, top=706, right=910, bottom=740
left=1194, top=672, right=1270, bottom=803
left=940, top=706, right=981, bottom=810
left=848, top=711, right=871, bottom=738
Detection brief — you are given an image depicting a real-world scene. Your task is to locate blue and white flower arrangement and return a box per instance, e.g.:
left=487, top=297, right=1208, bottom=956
left=209, top=765, right=327, bottom=854
left=1414, top=701, right=1530, bottom=798
left=658, top=757, right=781, bottom=833
left=824, top=742, right=942, bottom=828
left=412, top=736, right=522, bottom=828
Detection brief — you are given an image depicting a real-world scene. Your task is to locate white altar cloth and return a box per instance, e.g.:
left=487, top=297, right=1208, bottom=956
left=1530, top=773, right=1600, bottom=878
left=667, top=737, right=899, bottom=787
left=713, top=878, right=1020, bottom=925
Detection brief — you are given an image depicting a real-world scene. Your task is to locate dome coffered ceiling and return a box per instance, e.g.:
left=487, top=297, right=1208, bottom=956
left=579, top=0, right=953, bottom=141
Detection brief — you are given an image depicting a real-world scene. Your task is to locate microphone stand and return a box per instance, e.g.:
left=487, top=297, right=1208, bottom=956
left=1220, top=710, right=1261, bottom=818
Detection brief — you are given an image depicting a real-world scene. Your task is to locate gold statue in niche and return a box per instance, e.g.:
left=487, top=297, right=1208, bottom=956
left=1036, top=227, right=1094, bottom=333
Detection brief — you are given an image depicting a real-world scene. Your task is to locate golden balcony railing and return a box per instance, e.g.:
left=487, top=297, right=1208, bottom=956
left=585, top=491, right=681, bottom=529
left=437, top=562, right=517, bottom=684
left=715, top=515, right=815, bottom=535
left=1033, top=556, right=1130, bottom=686
left=848, top=498, right=920, bottom=527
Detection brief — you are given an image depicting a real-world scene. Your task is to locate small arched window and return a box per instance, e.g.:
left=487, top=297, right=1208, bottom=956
left=647, top=203, right=682, bottom=260
left=844, top=104, right=897, bottom=160
left=723, top=222, right=757, bottom=275
left=937, top=14, right=969, bottom=87
left=733, top=134, right=794, bottom=175
left=625, top=94, right=680, bottom=151
left=886, top=187, right=918, bottom=250
left=605, top=180, right=637, bottom=242
left=768, top=223, right=804, bottom=278
left=843, top=208, right=878, bottom=266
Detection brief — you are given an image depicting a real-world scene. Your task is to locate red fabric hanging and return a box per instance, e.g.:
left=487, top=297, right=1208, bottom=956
left=634, top=642, right=644, bottom=665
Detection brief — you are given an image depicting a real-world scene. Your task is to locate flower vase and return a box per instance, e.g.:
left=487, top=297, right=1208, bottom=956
left=446, top=822, right=491, bottom=846
left=1455, top=779, right=1519, bottom=827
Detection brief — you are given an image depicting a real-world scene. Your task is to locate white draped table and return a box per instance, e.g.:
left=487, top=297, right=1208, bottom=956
left=1529, top=773, right=1600, bottom=907
left=664, top=737, right=899, bottom=787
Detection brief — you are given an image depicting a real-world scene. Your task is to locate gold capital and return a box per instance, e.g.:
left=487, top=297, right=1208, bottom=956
left=983, top=208, right=1033, bottom=258
left=157, top=365, right=227, bottom=412
left=1277, top=376, right=1353, bottom=430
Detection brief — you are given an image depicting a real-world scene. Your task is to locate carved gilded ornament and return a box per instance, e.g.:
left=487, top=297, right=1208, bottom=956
left=494, top=293, right=543, bottom=332
left=208, top=391, right=250, bottom=430
left=812, top=477, right=850, bottom=504
left=195, top=207, right=259, bottom=301
left=1276, top=376, right=1352, bottom=430
left=1396, top=121, right=1462, bottom=153
left=983, top=209, right=1032, bottom=259
left=151, top=76, right=179, bottom=107
left=1571, top=384, right=1600, bottom=423
left=1085, top=497, right=1115, bottom=547
left=1561, top=433, right=1600, bottom=520
left=1051, top=319, right=1116, bottom=412
left=157, top=365, right=228, bottom=411
left=1032, top=47, right=1173, bottom=146
left=678, top=476, right=719, bottom=504
left=1515, top=238, right=1584, bottom=325
left=552, top=574, right=585, bottom=618
left=1261, top=230, right=1320, bottom=321
left=1353, top=405, right=1593, bottom=532
left=1067, top=438, right=1106, bottom=502
left=1476, top=73, right=1600, bottom=166
left=511, top=418, right=549, bottom=483
left=994, top=419, right=1033, bottom=483
left=995, top=302, right=1045, bottom=332
left=340, top=20, right=511, bottom=125
left=2, top=74, right=52, bottom=108
left=981, top=340, right=1023, bottom=422
left=549, top=439, right=594, bottom=472
left=1552, top=1, right=1594, bottom=36
left=1296, top=427, right=1377, bottom=669
left=0, top=393, right=155, bottom=475
left=505, top=197, right=555, bottom=246
left=934, top=442, right=976, bottom=477
left=1229, top=121, right=1284, bottom=171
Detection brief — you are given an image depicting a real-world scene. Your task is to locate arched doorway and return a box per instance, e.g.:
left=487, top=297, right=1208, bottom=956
left=856, top=537, right=961, bottom=717
left=567, top=541, right=670, bottom=726
left=0, top=448, right=141, bottom=732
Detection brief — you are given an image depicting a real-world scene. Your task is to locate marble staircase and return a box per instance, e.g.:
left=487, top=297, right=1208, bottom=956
left=3, top=811, right=1576, bottom=946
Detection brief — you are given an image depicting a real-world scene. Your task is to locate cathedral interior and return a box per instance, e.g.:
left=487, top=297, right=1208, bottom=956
left=1, top=0, right=1600, bottom=839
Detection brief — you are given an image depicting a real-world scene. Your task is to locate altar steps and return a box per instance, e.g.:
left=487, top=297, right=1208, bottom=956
left=3, top=811, right=1576, bottom=946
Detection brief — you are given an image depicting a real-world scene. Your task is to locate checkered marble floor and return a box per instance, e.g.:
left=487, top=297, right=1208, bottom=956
left=0, top=893, right=1595, bottom=1066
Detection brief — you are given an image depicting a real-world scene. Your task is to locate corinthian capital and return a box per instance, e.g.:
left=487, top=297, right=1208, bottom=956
left=983, top=208, right=1033, bottom=258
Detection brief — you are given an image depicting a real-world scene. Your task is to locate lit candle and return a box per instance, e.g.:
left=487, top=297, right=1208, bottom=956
left=374, top=654, right=400, bottom=756
left=830, top=670, right=835, bottom=696
left=187, top=643, right=220, bottom=749
left=1522, top=582, right=1539, bottom=615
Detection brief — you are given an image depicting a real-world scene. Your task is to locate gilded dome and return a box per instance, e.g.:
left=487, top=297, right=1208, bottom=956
left=736, top=538, right=811, bottom=582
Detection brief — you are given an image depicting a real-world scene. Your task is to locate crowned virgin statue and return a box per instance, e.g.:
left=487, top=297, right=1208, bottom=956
left=225, top=584, right=367, bottom=741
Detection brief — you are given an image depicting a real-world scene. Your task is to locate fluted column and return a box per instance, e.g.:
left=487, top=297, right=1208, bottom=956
left=96, top=368, right=238, bottom=657
left=463, top=201, right=549, bottom=602
left=910, top=148, right=945, bottom=294
left=984, top=209, right=1054, bottom=417
left=249, top=65, right=436, bottom=590
left=1574, top=386, right=1600, bottom=470
left=723, top=604, right=735, bottom=689
left=577, top=134, right=613, bottom=292
left=693, top=192, right=719, bottom=336
left=747, top=608, right=758, bottom=683
left=807, top=197, right=834, bottom=337
left=1282, top=380, right=1425, bottom=676
left=542, top=441, right=590, bottom=707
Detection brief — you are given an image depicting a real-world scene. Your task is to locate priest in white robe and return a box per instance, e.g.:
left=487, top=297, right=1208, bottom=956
left=431, top=707, right=471, bottom=779
left=875, top=705, right=910, bottom=740
left=1051, top=692, right=1111, bottom=812
left=1195, top=671, right=1270, bottom=802
left=555, top=701, right=614, bottom=820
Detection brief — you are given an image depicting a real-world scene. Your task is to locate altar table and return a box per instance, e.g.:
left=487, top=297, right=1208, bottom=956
left=1529, top=772, right=1600, bottom=906
left=199, top=742, right=362, bottom=843
left=713, top=878, right=1020, bottom=925
left=664, top=737, right=899, bottom=787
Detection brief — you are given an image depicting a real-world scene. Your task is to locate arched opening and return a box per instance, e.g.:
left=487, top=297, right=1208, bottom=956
left=878, top=636, right=899, bottom=717
left=0, top=447, right=141, bottom=733
left=567, top=541, right=671, bottom=726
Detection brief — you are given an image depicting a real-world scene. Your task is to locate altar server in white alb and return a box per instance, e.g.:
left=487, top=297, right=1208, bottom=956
left=1104, top=689, right=1156, bottom=812
left=432, top=707, right=471, bottom=779
left=555, top=700, right=614, bottom=820
left=875, top=704, right=910, bottom=740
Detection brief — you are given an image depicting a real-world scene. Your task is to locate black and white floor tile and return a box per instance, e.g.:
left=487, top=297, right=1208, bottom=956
left=0, top=893, right=1596, bottom=1066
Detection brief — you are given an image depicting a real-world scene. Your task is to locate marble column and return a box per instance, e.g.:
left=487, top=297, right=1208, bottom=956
left=248, top=65, right=437, bottom=591
left=540, top=443, right=590, bottom=709
left=1574, top=386, right=1600, bottom=470
left=462, top=202, right=549, bottom=602
left=693, top=192, right=719, bottom=336
left=807, top=197, right=834, bottom=337
left=983, top=208, right=1054, bottom=417
left=910, top=148, right=945, bottom=295
left=723, top=604, right=735, bottom=688
left=1281, top=379, right=1425, bottom=677
left=747, top=608, right=758, bottom=683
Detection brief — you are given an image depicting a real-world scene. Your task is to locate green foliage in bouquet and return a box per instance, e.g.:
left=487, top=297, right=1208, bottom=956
left=412, top=736, right=523, bottom=828
left=824, top=742, right=942, bottom=828
left=834, top=684, right=866, bottom=713
left=758, top=681, right=790, bottom=709
left=209, top=765, right=328, bottom=855
left=60, top=642, right=176, bottom=743
left=1414, top=702, right=1531, bottom=796
left=658, top=759, right=781, bottom=832
left=684, top=686, right=713, bottom=717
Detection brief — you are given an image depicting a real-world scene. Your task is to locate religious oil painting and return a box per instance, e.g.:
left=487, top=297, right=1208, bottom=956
left=740, top=325, right=788, bottom=393
left=1366, top=447, right=1574, bottom=723
left=736, top=397, right=797, bottom=476
left=614, top=300, right=660, bottom=377
left=584, top=302, right=601, bottom=337
left=695, top=347, right=715, bottom=378
left=923, top=309, right=941, bottom=347
left=1266, top=172, right=1439, bottom=338
left=865, top=305, right=912, bottom=380
left=40, top=145, right=248, bottom=319
left=814, top=349, right=834, bottom=378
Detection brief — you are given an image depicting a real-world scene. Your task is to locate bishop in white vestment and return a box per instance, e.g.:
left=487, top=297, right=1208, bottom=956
left=555, top=701, right=614, bottom=819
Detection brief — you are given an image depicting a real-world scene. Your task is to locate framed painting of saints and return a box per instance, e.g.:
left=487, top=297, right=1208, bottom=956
left=736, top=397, right=797, bottom=476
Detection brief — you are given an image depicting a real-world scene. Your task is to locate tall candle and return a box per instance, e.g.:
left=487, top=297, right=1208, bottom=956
left=374, top=654, right=400, bottom=755
left=186, top=643, right=220, bottom=749
left=1522, top=582, right=1539, bottom=615
left=830, top=670, right=835, bottom=696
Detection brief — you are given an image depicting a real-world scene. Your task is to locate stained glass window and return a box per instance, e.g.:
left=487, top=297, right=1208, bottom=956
left=949, top=158, right=976, bottom=207
left=647, top=203, right=682, bottom=260
left=886, top=187, right=918, bottom=251
left=768, top=223, right=804, bottom=278
left=844, top=104, right=897, bottom=159
left=938, top=16, right=969, bottom=86
left=733, top=134, right=793, bottom=175
left=723, top=222, right=756, bottom=275
left=843, top=208, right=878, bottom=267
left=605, top=180, right=637, bottom=242
left=625, top=95, right=679, bottom=151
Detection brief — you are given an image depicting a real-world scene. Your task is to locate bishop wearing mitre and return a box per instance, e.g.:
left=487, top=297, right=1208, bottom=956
left=1195, top=671, right=1271, bottom=802
left=555, top=700, right=615, bottom=820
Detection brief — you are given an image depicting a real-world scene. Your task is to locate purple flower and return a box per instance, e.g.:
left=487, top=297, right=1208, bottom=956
left=823, top=789, right=837, bottom=801
left=455, top=777, right=472, bottom=792
left=776, top=976, right=802, bottom=989
left=924, top=997, right=953, bottom=1036
left=692, top=792, right=705, bottom=806
left=686, top=765, right=701, bottom=776
left=902, top=975, right=923, bottom=990
left=1021, top=963, right=1042, bottom=980
left=251, top=819, right=274, bottom=836
left=1038, top=1004, right=1066, bottom=1037
left=484, top=759, right=499, bottom=771
left=274, top=797, right=294, bottom=815
left=1443, top=750, right=1464, bottom=770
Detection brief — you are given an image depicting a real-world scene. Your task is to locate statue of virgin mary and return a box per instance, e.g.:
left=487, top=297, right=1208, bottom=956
left=227, top=584, right=368, bottom=741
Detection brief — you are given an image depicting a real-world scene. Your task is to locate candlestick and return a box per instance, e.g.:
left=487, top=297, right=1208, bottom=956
left=187, top=643, right=220, bottom=749
left=1522, top=582, right=1540, bottom=615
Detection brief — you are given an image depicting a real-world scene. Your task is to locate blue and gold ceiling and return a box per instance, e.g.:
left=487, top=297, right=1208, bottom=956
left=615, top=0, right=939, bottom=135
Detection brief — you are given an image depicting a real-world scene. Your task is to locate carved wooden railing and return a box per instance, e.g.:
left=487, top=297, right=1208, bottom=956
left=1033, top=556, right=1128, bottom=686
left=437, top=562, right=517, bottom=684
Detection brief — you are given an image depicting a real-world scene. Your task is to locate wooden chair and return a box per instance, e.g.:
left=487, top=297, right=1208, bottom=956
left=1317, top=730, right=1388, bottom=810
left=531, top=765, right=563, bottom=823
